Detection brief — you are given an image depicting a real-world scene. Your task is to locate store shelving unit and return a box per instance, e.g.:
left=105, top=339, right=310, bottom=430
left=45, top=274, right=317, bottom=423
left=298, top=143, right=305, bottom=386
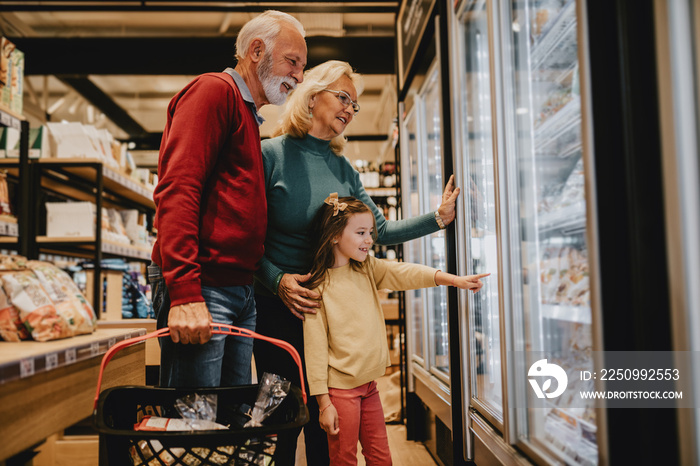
left=28, top=158, right=155, bottom=316
left=0, top=105, right=29, bottom=256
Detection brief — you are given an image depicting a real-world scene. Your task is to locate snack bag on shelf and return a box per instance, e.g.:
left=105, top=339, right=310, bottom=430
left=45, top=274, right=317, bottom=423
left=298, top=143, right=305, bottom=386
left=27, top=260, right=97, bottom=335
left=0, top=285, right=29, bottom=341
left=0, top=172, right=13, bottom=217
left=0, top=254, right=26, bottom=270
left=1, top=271, right=72, bottom=341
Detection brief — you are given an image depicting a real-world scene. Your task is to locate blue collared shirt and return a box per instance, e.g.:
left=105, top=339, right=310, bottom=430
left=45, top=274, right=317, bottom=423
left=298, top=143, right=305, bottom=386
left=223, top=67, right=265, bottom=126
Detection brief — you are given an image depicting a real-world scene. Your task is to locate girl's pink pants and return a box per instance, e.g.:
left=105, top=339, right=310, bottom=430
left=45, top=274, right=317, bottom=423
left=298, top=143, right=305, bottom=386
left=327, top=380, right=392, bottom=465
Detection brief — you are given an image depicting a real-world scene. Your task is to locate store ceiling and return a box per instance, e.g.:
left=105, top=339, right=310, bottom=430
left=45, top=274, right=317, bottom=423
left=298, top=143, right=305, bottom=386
left=0, top=1, right=401, bottom=166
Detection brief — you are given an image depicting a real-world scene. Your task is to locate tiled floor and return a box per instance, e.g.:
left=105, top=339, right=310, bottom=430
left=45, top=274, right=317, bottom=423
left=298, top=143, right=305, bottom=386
left=295, top=423, right=436, bottom=465
left=294, top=373, right=437, bottom=465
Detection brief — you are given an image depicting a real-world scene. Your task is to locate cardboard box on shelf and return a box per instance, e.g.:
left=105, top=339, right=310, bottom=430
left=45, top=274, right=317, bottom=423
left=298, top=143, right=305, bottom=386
left=0, top=126, right=19, bottom=158
left=46, top=122, right=104, bottom=159
left=6, top=126, right=49, bottom=159
left=46, top=202, right=96, bottom=238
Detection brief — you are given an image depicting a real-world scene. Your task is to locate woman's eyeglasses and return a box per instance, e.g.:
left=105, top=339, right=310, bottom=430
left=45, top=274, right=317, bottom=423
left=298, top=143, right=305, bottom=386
left=322, top=89, right=360, bottom=115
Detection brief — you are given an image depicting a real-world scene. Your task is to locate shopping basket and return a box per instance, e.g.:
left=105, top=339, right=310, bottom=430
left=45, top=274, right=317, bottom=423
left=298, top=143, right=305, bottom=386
left=93, top=323, right=309, bottom=466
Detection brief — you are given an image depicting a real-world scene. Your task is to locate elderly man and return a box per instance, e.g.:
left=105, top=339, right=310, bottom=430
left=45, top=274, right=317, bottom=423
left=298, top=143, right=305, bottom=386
left=149, top=10, right=307, bottom=389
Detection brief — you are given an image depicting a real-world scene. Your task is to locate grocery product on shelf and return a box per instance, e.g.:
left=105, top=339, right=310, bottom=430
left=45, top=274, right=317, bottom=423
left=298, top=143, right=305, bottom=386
left=0, top=255, right=97, bottom=342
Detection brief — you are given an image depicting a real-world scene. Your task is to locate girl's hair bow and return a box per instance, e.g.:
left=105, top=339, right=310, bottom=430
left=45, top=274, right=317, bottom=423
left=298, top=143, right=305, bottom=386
left=324, top=192, right=348, bottom=216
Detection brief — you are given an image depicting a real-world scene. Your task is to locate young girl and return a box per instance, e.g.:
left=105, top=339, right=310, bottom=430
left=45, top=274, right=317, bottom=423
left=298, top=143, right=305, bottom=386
left=303, top=194, right=489, bottom=465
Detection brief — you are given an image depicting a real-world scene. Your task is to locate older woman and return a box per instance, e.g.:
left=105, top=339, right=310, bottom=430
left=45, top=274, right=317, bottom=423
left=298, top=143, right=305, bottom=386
left=254, top=60, right=459, bottom=465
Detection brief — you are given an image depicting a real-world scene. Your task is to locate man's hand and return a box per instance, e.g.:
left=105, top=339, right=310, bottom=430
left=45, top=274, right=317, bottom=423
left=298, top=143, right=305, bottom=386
left=278, top=273, right=321, bottom=320
left=167, top=302, right=213, bottom=344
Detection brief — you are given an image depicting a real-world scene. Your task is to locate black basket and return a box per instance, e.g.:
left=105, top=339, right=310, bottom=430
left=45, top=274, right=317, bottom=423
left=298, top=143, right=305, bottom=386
left=92, top=324, right=309, bottom=466
left=95, top=384, right=307, bottom=465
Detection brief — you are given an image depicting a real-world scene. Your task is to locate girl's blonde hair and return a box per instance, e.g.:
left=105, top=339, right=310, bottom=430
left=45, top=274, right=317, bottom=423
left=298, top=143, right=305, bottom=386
left=304, top=196, right=376, bottom=290
left=273, top=60, right=364, bottom=155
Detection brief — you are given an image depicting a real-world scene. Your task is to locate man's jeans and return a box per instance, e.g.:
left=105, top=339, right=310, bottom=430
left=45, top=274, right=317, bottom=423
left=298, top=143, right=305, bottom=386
left=148, top=264, right=256, bottom=388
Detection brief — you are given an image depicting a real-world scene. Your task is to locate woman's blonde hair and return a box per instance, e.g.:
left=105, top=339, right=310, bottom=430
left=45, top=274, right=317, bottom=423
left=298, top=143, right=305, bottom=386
left=273, top=60, right=364, bottom=155
left=304, top=196, right=376, bottom=291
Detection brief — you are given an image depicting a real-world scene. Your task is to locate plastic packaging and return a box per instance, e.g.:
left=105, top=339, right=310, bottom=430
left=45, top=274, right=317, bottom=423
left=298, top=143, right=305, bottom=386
left=244, top=373, right=291, bottom=428
left=174, top=393, right=223, bottom=431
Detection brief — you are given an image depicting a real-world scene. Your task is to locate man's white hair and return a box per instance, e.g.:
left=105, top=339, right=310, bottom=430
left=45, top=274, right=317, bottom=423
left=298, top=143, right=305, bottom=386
left=235, top=10, right=305, bottom=61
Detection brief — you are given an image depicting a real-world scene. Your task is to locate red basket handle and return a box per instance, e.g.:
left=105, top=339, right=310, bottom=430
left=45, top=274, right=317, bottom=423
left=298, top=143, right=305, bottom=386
left=94, top=322, right=307, bottom=411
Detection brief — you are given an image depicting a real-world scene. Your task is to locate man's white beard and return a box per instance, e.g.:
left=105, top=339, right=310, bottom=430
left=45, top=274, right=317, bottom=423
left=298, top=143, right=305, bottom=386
left=258, top=53, right=296, bottom=106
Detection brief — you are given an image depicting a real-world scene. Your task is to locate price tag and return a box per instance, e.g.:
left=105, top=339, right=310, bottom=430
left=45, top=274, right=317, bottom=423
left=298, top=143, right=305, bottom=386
left=46, top=352, right=59, bottom=370
left=65, top=348, right=77, bottom=364
left=108, top=337, right=116, bottom=348
left=7, top=223, right=17, bottom=236
left=0, top=111, right=20, bottom=130
left=20, top=358, right=35, bottom=378
left=90, top=342, right=100, bottom=356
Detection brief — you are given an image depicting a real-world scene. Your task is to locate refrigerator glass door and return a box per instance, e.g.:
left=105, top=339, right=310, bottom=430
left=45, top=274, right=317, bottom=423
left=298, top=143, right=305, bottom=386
left=457, top=0, right=503, bottom=421
left=506, top=0, right=597, bottom=463
left=402, top=105, right=427, bottom=364
left=420, top=64, right=450, bottom=382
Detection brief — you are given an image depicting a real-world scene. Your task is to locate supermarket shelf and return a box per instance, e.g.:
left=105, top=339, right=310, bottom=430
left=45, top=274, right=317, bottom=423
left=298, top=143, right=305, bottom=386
left=0, top=328, right=146, bottom=461
left=530, top=0, right=577, bottom=70
left=537, top=201, right=586, bottom=236
left=98, top=319, right=159, bottom=366
left=0, top=327, right=146, bottom=387
left=0, top=217, right=18, bottom=237
left=37, top=158, right=155, bottom=209
left=366, top=187, right=397, bottom=197
left=0, top=158, right=20, bottom=179
left=36, top=236, right=153, bottom=261
left=541, top=304, right=591, bottom=324
left=535, top=97, right=581, bottom=152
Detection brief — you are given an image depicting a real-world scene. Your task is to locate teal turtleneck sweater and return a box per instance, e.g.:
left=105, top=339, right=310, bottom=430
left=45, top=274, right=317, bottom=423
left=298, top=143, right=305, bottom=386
left=256, top=134, right=440, bottom=295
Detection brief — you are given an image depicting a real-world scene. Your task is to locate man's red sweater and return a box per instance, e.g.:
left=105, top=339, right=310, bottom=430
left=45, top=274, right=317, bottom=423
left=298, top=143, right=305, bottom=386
left=151, top=71, right=267, bottom=306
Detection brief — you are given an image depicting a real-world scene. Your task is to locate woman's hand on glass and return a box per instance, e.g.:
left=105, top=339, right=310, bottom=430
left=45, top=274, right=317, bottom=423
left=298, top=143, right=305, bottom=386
left=437, top=174, right=461, bottom=226
left=277, top=273, right=321, bottom=320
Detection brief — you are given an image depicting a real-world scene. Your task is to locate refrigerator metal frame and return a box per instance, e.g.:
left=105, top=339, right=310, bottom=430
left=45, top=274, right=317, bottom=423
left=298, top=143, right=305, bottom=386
left=421, top=58, right=452, bottom=387
left=400, top=54, right=455, bottom=431
left=653, top=1, right=700, bottom=465
left=400, top=96, right=429, bottom=380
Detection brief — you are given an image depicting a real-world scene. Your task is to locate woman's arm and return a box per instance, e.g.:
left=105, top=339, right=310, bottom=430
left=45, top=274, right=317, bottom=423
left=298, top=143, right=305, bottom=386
left=353, top=174, right=461, bottom=245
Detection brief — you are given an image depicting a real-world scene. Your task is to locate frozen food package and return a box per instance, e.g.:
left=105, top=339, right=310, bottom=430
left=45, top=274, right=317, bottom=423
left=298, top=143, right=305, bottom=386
left=1, top=271, right=72, bottom=341
left=27, top=261, right=96, bottom=335
left=0, top=285, right=29, bottom=341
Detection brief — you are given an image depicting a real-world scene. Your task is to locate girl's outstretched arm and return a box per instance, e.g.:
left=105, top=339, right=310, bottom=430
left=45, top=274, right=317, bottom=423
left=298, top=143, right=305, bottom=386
left=435, top=271, right=491, bottom=293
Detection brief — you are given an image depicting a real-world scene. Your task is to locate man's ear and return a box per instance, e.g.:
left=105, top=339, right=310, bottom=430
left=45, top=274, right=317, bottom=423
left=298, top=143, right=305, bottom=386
left=250, top=38, right=265, bottom=62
